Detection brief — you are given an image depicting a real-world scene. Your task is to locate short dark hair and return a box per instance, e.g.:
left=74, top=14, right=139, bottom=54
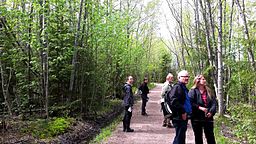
left=126, top=76, right=133, bottom=81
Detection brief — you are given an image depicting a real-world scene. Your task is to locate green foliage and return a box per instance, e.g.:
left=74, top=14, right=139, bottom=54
left=48, top=118, right=71, bottom=136
left=229, top=104, right=256, bottom=144
left=0, top=0, right=164, bottom=117
left=214, top=105, right=256, bottom=144
left=21, top=117, right=73, bottom=139
left=90, top=115, right=122, bottom=144
left=94, top=99, right=122, bottom=116
left=159, top=53, right=173, bottom=82
left=148, top=83, right=156, bottom=89
left=225, top=60, right=256, bottom=103
left=214, top=116, right=239, bottom=144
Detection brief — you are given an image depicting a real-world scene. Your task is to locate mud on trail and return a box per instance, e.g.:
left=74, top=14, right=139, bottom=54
left=104, top=83, right=195, bottom=144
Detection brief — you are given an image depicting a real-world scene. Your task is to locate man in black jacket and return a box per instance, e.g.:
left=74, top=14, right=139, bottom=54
left=168, top=70, right=192, bottom=144
left=139, top=77, right=149, bottom=116
left=122, top=76, right=134, bottom=132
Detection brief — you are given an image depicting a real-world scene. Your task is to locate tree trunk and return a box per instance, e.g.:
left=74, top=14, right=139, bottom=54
left=199, top=0, right=218, bottom=94
left=39, top=0, right=49, bottom=118
left=42, top=52, right=49, bottom=118
left=179, top=0, right=186, bottom=68
left=193, top=0, right=203, bottom=72
left=217, top=0, right=224, bottom=116
left=235, top=0, right=255, bottom=70
left=166, top=0, right=186, bottom=68
left=228, top=0, right=234, bottom=56
left=206, top=0, right=218, bottom=67
left=161, top=38, right=181, bottom=69
left=0, top=59, right=12, bottom=116
left=27, top=3, right=33, bottom=112
left=69, top=0, right=84, bottom=93
left=225, top=0, right=235, bottom=110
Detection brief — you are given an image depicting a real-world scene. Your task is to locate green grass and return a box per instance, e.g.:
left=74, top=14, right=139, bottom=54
left=90, top=115, right=122, bottom=144
left=21, top=117, right=74, bottom=139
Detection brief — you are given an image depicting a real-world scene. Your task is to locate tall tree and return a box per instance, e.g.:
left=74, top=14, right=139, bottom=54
left=39, top=0, right=49, bottom=118
left=69, top=0, right=84, bottom=93
left=217, top=0, right=224, bottom=115
left=235, top=0, right=255, bottom=70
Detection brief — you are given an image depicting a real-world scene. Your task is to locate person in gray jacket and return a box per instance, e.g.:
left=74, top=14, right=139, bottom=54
left=161, top=73, right=174, bottom=127
left=122, top=76, right=134, bottom=132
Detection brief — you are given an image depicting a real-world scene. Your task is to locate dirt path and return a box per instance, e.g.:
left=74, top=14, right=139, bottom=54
left=104, top=83, right=195, bottom=144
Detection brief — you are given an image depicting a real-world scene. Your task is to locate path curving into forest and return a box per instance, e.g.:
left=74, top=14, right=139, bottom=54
left=104, top=83, right=196, bottom=144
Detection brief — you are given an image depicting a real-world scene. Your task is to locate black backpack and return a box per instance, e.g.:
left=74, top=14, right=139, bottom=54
left=164, top=84, right=173, bottom=114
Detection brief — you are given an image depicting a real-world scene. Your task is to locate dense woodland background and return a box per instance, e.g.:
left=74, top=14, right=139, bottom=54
left=0, top=0, right=170, bottom=118
left=0, top=0, right=255, bottom=143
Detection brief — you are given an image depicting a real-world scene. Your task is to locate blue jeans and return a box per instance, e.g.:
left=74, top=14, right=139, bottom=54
left=172, top=119, right=188, bottom=144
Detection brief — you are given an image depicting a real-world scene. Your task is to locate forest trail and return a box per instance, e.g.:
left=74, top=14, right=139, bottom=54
left=104, top=83, right=196, bottom=144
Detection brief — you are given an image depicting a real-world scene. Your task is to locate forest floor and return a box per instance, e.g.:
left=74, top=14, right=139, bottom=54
left=2, top=83, right=238, bottom=144
left=104, top=83, right=197, bottom=144
left=0, top=101, right=123, bottom=144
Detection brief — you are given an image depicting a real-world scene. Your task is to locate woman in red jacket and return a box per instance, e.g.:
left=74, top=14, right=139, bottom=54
left=188, top=75, right=217, bottom=144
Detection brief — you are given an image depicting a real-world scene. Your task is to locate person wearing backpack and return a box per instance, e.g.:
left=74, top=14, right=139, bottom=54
left=122, top=76, right=135, bottom=132
left=168, top=70, right=192, bottom=144
left=161, top=73, right=174, bottom=127
left=139, top=77, right=150, bottom=116
left=188, top=75, right=217, bottom=144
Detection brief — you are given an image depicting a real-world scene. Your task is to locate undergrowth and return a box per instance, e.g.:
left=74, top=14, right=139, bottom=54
left=214, top=104, right=256, bottom=144
left=21, top=117, right=74, bottom=139
left=90, top=115, right=122, bottom=144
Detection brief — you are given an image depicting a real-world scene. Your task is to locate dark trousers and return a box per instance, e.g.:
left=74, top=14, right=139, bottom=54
left=161, top=102, right=168, bottom=116
left=141, top=97, right=147, bottom=114
left=123, top=106, right=132, bottom=130
left=191, top=120, right=216, bottom=144
left=172, top=120, right=188, bottom=144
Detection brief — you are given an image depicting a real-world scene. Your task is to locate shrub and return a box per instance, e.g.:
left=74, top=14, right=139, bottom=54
left=22, top=117, right=73, bottom=139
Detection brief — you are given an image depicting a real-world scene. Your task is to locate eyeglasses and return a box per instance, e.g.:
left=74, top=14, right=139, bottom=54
left=180, top=76, right=190, bottom=78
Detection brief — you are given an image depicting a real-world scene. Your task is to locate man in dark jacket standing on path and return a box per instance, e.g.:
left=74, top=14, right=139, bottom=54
left=139, top=77, right=149, bottom=116
left=169, top=70, right=192, bottom=144
left=122, top=76, right=134, bottom=132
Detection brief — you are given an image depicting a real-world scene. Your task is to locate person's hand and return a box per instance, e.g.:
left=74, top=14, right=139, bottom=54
left=206, top=112, right=212, bottom=118
left=128, top=107, right=132, bottom=112
left=182, top=113, right=187, bottom=120
left=199, top=106, right=208, bottom=113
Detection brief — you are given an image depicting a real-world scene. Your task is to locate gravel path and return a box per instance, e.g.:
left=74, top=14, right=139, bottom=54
left=104, top=83, right=196, bottom=144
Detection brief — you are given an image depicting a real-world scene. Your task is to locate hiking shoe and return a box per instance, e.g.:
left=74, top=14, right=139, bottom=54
left=167, top=124, right=174, bottom=128
left=141, top=113, right=148, bottom=116
left=126, top=128, right=134, bottom=132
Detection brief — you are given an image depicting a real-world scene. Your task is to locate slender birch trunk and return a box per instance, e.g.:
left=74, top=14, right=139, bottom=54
left=39, top=0, right=49, bottom=118
left=217, top=0, right=224, bottom=115
left=235, top=0, right=255, bottom=70
left=69, top=0, right=84, bottom=93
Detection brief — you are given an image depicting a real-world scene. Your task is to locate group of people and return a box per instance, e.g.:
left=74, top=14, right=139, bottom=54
left=122, top=70, right=217, bottom=144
